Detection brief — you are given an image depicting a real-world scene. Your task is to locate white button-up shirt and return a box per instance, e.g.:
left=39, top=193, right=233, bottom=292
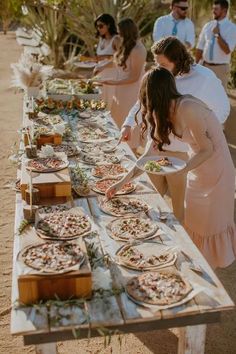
left=123, top=64, right=230, bottom=152
left=152, top=14, right=195, bottom=48
left=197, top=17, right=236, bottom=64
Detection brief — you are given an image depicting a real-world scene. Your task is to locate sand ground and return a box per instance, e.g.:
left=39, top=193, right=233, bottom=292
left=0, top=33, right=236, bottom=354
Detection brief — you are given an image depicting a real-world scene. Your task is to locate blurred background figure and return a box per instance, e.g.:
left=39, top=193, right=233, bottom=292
left=95, top=18, right=146, bottom=129
left=94, top=13, right=120, bottom=108
left=195, top=0, right=236, bottom=90
left=152, top=0, right=195, bottom=49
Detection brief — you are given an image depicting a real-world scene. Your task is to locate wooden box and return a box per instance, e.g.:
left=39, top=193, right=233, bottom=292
left=20, top=154, right=72, bottom=203
left=17, top=239, right=92, bottom=305
left=23, top=133, right=62, bottom=148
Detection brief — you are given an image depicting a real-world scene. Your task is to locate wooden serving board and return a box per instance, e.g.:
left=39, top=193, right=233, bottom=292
left=20, top=154, right=71, bottom=203
left=17, top=228, right=92, bottom=305
left=24, top=132, right=62, bottom=148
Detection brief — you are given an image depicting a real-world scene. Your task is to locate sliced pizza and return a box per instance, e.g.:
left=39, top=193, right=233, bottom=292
left=36, top=211, right=91, bottom=240
left=116, top=243, right=176, bottom=270
left=100, top=197, right=149, bottom=217
left=92, top=178, right=135, bottom=195
left=92, top=164, right=127, bottom=178
left=19, top=241, right=84, bottom=273
left=107, top=217, right=158, bottom=241
left=27, top=157, right=68, bottom=173
left=126, top=271, right=192, bottom=306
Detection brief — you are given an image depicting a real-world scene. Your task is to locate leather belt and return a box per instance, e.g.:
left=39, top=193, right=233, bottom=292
left=204, top=61, right=227, bottom=66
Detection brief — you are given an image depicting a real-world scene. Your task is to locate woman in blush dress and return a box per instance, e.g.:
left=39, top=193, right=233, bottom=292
left=107, top=67, right=236, bottom=269
left=94, top=14, right=120, bottom=108
left=96, top=18, right=146, bottom=128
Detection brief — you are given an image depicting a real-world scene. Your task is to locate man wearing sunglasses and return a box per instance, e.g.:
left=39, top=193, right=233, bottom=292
left=195, top=0, right=236, bottom=90
left=153, top=0, right=195, bottom=49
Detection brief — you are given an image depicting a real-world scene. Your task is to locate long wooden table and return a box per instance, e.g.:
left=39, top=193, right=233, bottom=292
left=11, top=99, right=234, bottom=354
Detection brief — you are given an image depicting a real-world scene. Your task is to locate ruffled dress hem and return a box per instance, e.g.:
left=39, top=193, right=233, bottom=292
left=184, top=224, right=236, bottom=269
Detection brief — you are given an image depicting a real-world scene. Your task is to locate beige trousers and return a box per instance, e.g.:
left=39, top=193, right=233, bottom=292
left=147, top=151, right=189, bottom=223
left=203, top=62, right=230, bottom=90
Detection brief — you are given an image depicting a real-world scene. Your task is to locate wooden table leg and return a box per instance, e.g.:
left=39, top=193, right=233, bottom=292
left=177, top=324, right=206, bottom=354
left=35, top=343, right=57, bottom=354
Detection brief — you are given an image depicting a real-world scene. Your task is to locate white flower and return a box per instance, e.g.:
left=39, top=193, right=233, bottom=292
left=92, top=267, right=112, bottom=290
left=53, top=123, right=65, bottom=136
left=41, top=145, right=55, bottom=157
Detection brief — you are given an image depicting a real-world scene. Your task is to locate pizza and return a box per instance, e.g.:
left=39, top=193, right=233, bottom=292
left=78, top=152, right=120, bottom=165
left=27, top=157, right=67, bottom=172
left=52, top=143, right=78, bottom=157
left=19, top=241, right=84, bottom=273
left=116, top=244, right=176, bottom=270
left=92, top=178, right=135, bottom=195
left=36, top=211, right=91, bottom=240
left=92, top=164, right=127, bottom=178
left=107, top=217, right=158, bottom=241
left=79, top=142, right=119, bottom=154
left=37, top=205, right=71, bottom=214
left=100, top=197, right=149, bottom=217
left=157, top=157, right=172, bottom=166
left=34, top=114, right=63, bottom=126
left=78, top=126, right=108, bottom=142
left=126, top=271, right=192, bottom=306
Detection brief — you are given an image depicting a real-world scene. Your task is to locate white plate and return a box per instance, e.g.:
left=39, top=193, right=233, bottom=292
left=136, top=155, right=186, bottom=175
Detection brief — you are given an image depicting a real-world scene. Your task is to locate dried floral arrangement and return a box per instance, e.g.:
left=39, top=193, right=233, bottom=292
left=11, top=52, right=52, bottom=89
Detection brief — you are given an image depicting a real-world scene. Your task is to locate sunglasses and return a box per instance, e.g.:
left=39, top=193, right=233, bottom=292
left=176, top=6, right=189, bottom=11
left=97, top=24, right=105, bottom=29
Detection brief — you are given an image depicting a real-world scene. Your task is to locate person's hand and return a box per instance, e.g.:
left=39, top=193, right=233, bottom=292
left=105, top=185, right=117, bottom=199
left=105, top=178, right=127, bottom=199
left=119, top=125, right=131, bottom=142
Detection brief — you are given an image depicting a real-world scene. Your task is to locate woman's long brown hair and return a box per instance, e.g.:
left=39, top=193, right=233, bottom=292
left=115, top=18, right=138, bottom=69
left=139, top=67, right=182, bottom=151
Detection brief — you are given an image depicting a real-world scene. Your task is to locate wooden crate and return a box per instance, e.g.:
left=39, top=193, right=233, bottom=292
left=24, top=133, right=62, bottom=148
left=20, top=155, right=71, bottom=203
left=18, top=239, right=92, bottom=305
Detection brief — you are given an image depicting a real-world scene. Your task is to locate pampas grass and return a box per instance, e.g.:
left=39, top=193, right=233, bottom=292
left=11, top=53, right=52, bottom=89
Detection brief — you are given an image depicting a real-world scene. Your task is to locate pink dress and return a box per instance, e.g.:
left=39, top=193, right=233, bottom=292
left=177, top=96, right=236, bottom=269
left=110, top=40, right=146, bottom=128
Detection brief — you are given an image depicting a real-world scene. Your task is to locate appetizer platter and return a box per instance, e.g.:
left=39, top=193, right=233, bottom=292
left=92, top=178, right=135, bottom=195
left=18, top=241, right=85, bottom=274
left=126, top=271, right=192, bottom=307
left=26, top=157, right=68, bottom=173
left=116, top=242, right=177, bottom=270
left=106, top=217, right=159, bottom=242
left=37, top=204, right=71, bottom=215
left=136, top=156, right=186, bottom=175
left=99, top=197, right=149, bottom=217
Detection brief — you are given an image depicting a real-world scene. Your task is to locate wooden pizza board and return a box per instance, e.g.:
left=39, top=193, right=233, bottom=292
left=17, top=232, right=92, bottom=305
left=20, top=154, right=71, bottom=203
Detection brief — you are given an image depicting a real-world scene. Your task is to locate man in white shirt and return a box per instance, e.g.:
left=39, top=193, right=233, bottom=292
left=153, top=0, right=195, bottom=49
left=118, top=37, right=230, bottom=221
left=195, top=0, right=236, bottom=89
